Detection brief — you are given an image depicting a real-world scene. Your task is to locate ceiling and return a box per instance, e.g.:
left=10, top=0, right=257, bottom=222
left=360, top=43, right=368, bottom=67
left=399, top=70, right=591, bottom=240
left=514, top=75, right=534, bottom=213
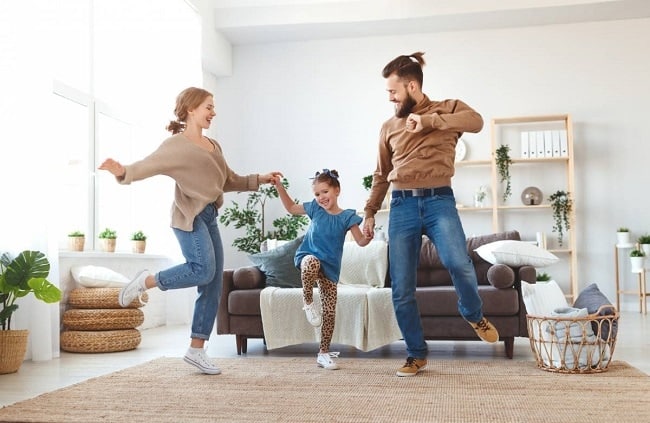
left=191, top=0, right=650, bottom=45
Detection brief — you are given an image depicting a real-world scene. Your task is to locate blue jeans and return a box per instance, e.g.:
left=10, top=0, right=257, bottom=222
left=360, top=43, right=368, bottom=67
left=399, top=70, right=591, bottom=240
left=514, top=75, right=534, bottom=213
left=155, top=204, right=223, bottom=340
left=388, top=189, right=483, bottom=359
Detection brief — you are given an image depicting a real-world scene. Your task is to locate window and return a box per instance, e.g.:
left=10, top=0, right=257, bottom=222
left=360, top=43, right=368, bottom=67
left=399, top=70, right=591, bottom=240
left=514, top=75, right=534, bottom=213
left=52, top=0, right=201, bottom=253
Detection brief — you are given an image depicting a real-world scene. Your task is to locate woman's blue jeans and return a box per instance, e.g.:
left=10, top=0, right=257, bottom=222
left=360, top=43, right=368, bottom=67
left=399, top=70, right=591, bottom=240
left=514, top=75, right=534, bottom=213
left=155, top=204, right=223, bottom=340
left=388, top=190, right=483, bottom=359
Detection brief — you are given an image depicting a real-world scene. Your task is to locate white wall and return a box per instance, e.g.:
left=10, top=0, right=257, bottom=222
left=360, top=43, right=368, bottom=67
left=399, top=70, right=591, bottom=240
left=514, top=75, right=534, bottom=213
left=206, top=18, right=650, bottom=310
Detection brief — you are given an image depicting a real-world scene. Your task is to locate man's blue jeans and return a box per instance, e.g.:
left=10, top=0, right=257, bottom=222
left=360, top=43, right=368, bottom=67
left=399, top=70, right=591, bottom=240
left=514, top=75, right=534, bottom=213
left=156, top=204, right=223, bottom=340
left=388, top=190, right=483, bottom=359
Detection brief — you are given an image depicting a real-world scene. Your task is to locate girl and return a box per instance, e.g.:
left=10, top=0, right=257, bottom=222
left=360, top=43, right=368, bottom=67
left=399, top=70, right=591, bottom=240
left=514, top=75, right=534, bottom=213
left=99, top=87, right=281, bottom=375
left=272, top=169, right=371, bottom=370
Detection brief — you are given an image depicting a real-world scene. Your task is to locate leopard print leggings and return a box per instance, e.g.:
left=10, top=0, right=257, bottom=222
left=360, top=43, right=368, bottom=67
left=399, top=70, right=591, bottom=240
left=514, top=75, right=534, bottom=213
left=301, top=255, right=337, bottom=353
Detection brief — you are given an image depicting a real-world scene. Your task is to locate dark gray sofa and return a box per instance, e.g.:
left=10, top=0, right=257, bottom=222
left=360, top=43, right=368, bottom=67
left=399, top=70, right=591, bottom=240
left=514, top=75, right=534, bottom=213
left=217, top=230, right=535, bottom=358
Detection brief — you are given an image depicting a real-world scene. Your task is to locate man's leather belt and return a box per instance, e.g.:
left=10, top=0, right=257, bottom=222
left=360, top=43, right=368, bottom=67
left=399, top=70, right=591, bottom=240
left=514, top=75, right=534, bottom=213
left=392, top=186, right=453, bottom=198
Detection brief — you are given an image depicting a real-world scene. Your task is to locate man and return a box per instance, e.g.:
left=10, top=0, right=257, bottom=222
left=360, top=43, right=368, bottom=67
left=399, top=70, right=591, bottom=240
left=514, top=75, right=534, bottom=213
left=363, top=52, right=498, bottom=377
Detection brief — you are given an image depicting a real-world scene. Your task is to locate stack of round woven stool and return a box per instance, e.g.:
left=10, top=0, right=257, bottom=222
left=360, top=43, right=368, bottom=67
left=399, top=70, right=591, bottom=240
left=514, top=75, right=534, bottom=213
left=61, top=287, right=147, bottom=353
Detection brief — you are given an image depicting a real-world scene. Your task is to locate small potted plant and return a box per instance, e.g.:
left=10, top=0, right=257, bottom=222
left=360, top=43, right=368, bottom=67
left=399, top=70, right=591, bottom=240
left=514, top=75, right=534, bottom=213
left=67, top=230, right=85, bottom=252
left=495, top=144, right=512, bottom=202
left=131, top=230, right=147, bottom=254
left=1, top=250, right=62, bottom=374
left=362, top=174, right=373, bottom=191
left=474, top=185, right=488, bottom=208
left=638, top=234, right=650, bottom=257
left=616, top=227, right=631, bottom=247
left=536, top=272, right=552, bottom=282
left=548, top=190, right=572, bottom=247
left=629, top=249, right=645, bottom=273
left=98, top=228, right=117, bottom=253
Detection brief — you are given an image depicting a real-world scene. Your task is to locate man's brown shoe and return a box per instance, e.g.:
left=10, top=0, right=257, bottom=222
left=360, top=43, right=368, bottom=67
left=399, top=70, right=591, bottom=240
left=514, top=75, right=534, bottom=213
left=396, top=357, right=427, bottom=377
left=468, top=317, right=499, bottom=343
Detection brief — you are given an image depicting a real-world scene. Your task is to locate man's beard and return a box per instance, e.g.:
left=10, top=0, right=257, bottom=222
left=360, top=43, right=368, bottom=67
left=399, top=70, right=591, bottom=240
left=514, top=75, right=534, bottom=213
left=394, top=94, right=416, bottom=118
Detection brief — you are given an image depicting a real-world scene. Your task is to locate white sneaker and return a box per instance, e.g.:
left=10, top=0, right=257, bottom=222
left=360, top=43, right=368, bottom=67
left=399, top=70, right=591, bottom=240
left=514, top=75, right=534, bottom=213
left=183, top=348, right=222, bottom=375
left=119, top=270, right=149, bottom=307
left=317, top=352, right=340, bottom=370
left=302, top=301, right=322, bottom=327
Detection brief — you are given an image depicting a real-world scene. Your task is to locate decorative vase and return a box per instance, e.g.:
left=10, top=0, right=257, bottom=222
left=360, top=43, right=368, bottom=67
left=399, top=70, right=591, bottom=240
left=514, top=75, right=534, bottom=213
left=101, top=238, right=116, bottom=253
left=630, top=256, right=645, bottom=273
left=0, top=329, right=29, bottom=374
left=68, top=236, right=85, bottom=252
left=132, top=240, right=146, bottom=254
left=616, top=231, right=631, bottom=247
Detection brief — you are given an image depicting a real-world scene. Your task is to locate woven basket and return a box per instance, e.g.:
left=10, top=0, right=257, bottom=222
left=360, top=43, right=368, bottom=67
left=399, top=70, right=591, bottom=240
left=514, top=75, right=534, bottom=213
left=60, top=329, right=141, bottom=353
left=0, top=330, right=29, bottom=374
left=68, top=287, right=148, bottom=309
left=527, top=305, right=619, bottom=374
left=63, top=308, right=144, bottom=330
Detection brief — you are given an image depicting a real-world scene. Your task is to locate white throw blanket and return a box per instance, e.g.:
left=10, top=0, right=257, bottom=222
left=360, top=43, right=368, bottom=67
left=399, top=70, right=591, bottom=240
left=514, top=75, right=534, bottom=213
left=260, top=285, right=402, bottom=351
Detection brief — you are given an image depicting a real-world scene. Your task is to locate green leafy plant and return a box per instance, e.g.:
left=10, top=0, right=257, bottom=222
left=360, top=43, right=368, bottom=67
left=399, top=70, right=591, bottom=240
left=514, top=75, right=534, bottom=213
left=638, top=234, right=650, bottom=244
left=68, top=230, right=84, bottom=237
left=1, top=251, right=62, bottom=330
left=548, top=190, right=572, bottom=247
left=362, top=175, right=373, bottom=191
left=219, top=179, right=309, bottom=254
left=536, top=272, right=552, bottom=282
left=617, top=227, right=629, bottom=232
left=98, top=228, right=117, bottom=239
left=630, top=249, right=645, bottom=257
left=495, top=144, right=512, bottom=202
left=130, top=230, right=147, bottom=241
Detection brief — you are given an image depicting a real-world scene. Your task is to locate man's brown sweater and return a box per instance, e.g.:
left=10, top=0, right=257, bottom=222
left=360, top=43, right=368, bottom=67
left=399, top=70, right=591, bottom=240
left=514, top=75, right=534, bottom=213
left=364, top=95, right=483, bottom=219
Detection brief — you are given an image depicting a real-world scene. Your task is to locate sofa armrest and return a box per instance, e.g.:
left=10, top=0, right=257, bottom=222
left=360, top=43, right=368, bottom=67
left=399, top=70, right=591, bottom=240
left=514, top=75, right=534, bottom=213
left=233, top=266, right=265, bottom=290
left=517, top=265, right=536, bottom=284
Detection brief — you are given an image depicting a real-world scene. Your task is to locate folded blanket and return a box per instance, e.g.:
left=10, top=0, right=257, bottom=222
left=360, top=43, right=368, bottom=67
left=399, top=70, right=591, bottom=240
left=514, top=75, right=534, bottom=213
left=260, top=285, right=401, bottom=352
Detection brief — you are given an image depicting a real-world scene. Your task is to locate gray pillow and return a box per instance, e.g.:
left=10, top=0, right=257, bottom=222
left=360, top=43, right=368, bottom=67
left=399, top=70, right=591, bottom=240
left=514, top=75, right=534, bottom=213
left=572, top=283, right=618, bottom=340
left=248, top=236, right=304, bottom=288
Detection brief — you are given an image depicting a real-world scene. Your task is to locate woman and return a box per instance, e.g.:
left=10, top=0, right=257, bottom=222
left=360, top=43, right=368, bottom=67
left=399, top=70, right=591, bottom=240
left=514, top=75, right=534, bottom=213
left=99, top=87, right=281, bottom=375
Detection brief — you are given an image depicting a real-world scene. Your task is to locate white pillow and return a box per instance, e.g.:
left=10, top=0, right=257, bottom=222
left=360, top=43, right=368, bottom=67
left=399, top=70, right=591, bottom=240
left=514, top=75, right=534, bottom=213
left=521, top=280, right=569, bottom=316
left=339, top=240, right=388, bottom=288
left=475, top=240, right=559, bottom=267
left=70, top=265, right=129, bottom=288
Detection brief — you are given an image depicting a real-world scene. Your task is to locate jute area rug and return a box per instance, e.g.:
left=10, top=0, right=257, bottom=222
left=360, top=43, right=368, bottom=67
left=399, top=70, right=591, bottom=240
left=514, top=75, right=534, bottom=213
left=1, top=357, right=648, bottom=423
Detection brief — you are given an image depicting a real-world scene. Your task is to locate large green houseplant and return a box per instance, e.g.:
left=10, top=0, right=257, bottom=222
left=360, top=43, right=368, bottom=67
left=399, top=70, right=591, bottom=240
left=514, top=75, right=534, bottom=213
left=1, top=250, right=61, bottom=374
left=219, top=179, right=309, bottom=254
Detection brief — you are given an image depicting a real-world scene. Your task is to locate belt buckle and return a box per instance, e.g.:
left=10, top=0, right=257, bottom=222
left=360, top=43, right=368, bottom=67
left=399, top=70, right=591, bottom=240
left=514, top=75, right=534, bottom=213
left=413, top=188, right=426, bottom=197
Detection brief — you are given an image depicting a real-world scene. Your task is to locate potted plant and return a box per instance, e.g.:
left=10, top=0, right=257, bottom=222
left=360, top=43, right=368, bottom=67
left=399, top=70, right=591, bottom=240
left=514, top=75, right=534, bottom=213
left=67, top=230, right=85, bottom=252
left=362, top=175, right=373, bottom=191
left=536, top=272, right=552, bottom=282
left=219, top=179, right=309, bottom=254
left=548, top=190, right=572, bottom=247
left=474, top=185, right=488, bottom=208
left=131, top=230, right=147, bottom=254
left=629, top=249, right=645, bottom=273
left=1, top=250, right=62, bottom=374
left=616, top=227, right=631, bottom=246
left=495, top=144, right=512, bottom=202
left=98, top=227, right=117, bottom=252
left=638, top=234, right=650, bottom=257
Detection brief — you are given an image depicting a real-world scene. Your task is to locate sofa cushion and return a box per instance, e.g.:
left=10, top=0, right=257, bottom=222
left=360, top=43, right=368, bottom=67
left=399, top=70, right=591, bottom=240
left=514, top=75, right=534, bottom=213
left=416, top=286, right=520, bottom=316
left=248, top=236, right=304, bottom=288
left=339, top=240, right=388, bottom=287
left=475, top=240, right=558, bottom=267
left=486, top=264, right=515, bottom=289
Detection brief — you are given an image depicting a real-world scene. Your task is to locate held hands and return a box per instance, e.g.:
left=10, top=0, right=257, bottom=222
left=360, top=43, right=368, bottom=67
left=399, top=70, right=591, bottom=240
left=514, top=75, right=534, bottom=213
left=406, top=113, right=423, bottom=133
left=362, top=217, right=375, bottom=239
left=98, top=158, right=125, bottom=177
left=260, top=171, right=283, bottom=185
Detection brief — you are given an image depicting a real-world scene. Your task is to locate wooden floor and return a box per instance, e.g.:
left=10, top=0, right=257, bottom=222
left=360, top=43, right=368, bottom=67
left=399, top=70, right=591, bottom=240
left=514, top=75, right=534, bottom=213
left=1, top=310, right=648, bottom=407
